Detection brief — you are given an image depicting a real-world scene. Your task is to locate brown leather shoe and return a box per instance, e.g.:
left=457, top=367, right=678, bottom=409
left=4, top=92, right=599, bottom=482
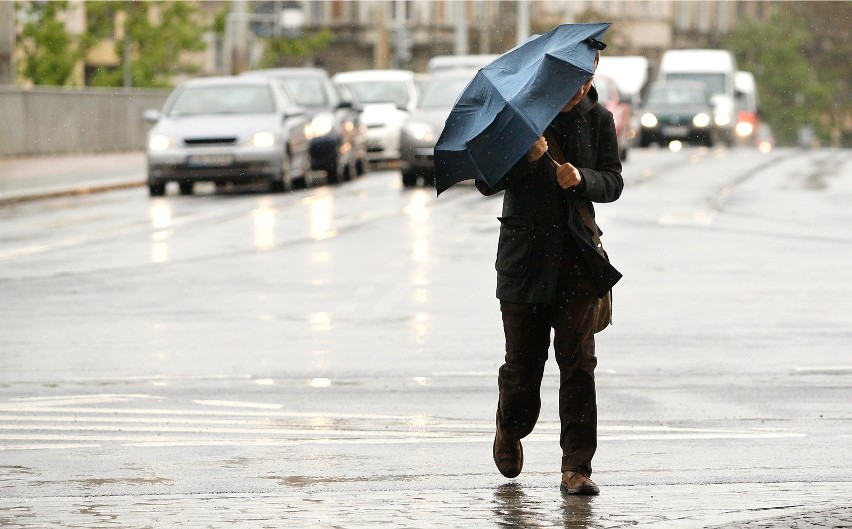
left=493, top=426, right=523, bottom=478
left=560, top=471, right=600, bottom=495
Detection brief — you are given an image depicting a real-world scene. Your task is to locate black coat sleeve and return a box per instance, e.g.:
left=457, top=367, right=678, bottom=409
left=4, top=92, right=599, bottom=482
left=576, top=109, right=623, bottom=204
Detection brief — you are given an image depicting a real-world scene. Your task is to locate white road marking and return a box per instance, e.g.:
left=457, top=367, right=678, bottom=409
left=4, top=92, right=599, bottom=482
left=793, top=366, right=852, bottom=374
left=192, top=400, right=283, bottom=410
left=0, top=404, right=809, bottom=450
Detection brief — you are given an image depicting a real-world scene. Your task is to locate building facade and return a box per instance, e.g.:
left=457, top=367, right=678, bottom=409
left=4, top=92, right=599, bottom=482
left=4, top=0, right=780, bottom=87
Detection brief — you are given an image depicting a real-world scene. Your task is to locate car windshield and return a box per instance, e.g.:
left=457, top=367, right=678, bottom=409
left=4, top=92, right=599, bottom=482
left=340, top=80, right=410, bottom=107
left=279, top=78, right=329, bottom=108
left=168, top=85, right=275, bottom=116
left=418, top=78, right=470, bottom=109
left=648, top=86, right=707, bottom=106
left=665, top=73, right=726, bottom=97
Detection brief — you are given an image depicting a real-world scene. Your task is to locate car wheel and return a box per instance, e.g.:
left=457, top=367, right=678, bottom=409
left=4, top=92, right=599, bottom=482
left=620, top=147, right=628, bottom=162
left=270, top=148, right=292, bottom=193
left=323, top=148, right=346, bottom=184
left=178, top=181, right=194, bottom=195
left=148, top=182, right=166, bottom=196
left=401, top=169, right=418, bottom=188
left=326, top=157, right=344, bottom=184
left=355, top=157, right=367, bottom=176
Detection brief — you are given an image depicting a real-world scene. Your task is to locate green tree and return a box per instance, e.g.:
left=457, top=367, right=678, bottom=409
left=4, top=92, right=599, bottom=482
left=17, top=0, right=82, bottom=86
left=84, top=1, right=206, bottom=88
left=257, top=29, right=334, bottom=69
left=726, top=3, right=851, bottom=145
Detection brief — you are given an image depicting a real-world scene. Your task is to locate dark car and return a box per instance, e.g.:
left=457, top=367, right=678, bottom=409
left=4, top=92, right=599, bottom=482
left=144, top=76, right=311, bottom=196
left=399, top=72, right=474, bottom=187
left=638, top=80, right=716, bottom=148
left=241, top=68, right=367, bottom=183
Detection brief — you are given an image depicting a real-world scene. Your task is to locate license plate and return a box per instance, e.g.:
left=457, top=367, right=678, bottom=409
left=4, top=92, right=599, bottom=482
left=662, top=126, right=688, bottom=136
left=186, top=154, right=234, bottom=167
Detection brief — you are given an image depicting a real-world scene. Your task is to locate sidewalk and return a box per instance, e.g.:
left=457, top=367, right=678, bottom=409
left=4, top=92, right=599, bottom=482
left=0, top=151, right=145, bottom=205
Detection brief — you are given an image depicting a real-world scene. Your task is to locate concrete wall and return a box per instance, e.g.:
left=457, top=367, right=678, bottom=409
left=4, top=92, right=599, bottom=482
left=0, top=87, right=170, bottom=157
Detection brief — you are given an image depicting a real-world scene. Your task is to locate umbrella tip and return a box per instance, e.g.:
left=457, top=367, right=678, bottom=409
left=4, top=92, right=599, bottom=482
left=585, top=37, right=607, bottom=50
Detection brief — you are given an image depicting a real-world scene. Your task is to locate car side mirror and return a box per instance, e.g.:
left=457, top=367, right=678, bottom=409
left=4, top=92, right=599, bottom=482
left=337, top=100, right=354, bottom=110
left=143, top=109, right=161, bottom=123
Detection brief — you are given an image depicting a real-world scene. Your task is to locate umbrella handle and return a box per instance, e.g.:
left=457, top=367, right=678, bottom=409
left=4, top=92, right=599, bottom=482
left=544, top=151, right=561, bottom=169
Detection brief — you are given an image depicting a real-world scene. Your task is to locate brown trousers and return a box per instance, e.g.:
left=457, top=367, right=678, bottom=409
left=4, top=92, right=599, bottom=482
left=497, top=250, right=599, bottom=476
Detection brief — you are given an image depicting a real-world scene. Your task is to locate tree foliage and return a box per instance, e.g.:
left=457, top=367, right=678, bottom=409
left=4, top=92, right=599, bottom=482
left=84, top=1, right=206, bottom=88
left=257, top=29, right=334, bottom=69
left=17, top=1, right=82, bottom=86
left=725, top=3, right=852, bottom=146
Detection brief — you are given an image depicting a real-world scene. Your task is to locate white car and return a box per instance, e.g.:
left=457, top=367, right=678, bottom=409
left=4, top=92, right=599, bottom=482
left=332, top=70, right=418, bottom=163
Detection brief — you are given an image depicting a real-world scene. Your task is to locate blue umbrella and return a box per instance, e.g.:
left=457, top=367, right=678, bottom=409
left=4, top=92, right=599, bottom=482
left=434, top=23, right=610, bottom=195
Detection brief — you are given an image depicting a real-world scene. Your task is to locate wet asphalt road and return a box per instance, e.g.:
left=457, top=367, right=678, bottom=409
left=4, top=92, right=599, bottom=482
left=1, top=146, right=851, bottom=527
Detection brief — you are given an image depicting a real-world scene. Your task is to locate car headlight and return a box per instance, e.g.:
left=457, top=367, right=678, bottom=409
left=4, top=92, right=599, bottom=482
left=307, top=112, right=334, bottom=139
left=148, top=134, right=173, bottom=151
left=736, top=121, right=754, bottom=137
left=248, top=131, right=276, bottom=148
left=714, top=113, right=731, bottom=127
left=693, top=113, right=710, bottom=128
left=405, top=122, right=435, bottom=142
left=640, top=113, right=658, bottom=128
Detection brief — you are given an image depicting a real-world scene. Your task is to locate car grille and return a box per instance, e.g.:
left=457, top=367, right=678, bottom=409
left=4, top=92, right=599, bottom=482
left=657, top=115, right=691, bottom=126
left=183, top=137, right=237, bottom=146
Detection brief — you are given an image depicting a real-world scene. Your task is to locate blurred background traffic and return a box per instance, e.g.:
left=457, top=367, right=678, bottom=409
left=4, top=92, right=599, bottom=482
left=1, top=0, right=849, bottom=193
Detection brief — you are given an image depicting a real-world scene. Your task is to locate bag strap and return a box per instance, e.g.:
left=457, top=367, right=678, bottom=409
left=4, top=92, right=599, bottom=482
left=543, top=128, right=601, bottom=247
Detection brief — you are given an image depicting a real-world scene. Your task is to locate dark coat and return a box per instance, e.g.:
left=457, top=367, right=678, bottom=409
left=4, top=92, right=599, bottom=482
left=476, top=87, right=623, bottom=303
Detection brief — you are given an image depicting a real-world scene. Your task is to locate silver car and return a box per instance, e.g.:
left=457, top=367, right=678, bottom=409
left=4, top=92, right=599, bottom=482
left=399, top=72, right=474, bottom=187
left=144, top=76, right=311, bottom=196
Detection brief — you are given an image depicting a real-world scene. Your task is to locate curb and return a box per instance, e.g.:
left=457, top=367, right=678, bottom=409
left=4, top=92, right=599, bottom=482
left=0, top=178, right=144, bottom=207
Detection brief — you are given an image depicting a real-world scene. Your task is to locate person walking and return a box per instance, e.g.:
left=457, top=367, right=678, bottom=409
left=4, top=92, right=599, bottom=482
left=475, top=51, right=623, bottom=495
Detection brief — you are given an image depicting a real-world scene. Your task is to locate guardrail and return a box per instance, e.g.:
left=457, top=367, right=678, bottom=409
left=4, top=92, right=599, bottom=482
left=0, top=86, right=169, bottom=157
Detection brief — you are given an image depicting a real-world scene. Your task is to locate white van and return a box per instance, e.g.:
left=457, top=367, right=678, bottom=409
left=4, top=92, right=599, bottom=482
left=658, top=49, right=738, bottom=145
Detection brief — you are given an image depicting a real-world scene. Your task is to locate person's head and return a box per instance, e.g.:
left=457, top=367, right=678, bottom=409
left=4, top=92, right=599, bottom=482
left=560, top=51, right=600, bottom=113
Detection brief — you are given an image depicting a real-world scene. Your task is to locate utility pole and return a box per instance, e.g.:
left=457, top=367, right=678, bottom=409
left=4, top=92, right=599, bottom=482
left=376, top=8, right=390, bottom=69
left=516, top=0, right=530, bottom=46
left=0, top=1, right=15, bottom=85
left=225, top=1, right=250, bottom=74
left=391, top=0, right=410, bottom=68
left=454, top=1, right=468, bottom=55
left=122, top=3, right=134, bottom=88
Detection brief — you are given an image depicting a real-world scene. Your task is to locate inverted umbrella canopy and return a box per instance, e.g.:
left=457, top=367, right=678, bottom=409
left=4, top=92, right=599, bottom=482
left=434, top=23, right=610, bottom=195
